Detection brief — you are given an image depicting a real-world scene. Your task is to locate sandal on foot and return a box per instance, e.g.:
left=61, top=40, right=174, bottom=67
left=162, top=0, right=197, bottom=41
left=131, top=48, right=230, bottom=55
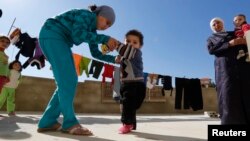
left=37, top=123, right=62, bottom=132
left=62, top=125, right=93, bottom=136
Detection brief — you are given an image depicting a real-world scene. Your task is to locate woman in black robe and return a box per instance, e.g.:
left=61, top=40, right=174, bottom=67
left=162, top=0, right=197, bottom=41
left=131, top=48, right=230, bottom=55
left=207, top=17, right=250, bottom=124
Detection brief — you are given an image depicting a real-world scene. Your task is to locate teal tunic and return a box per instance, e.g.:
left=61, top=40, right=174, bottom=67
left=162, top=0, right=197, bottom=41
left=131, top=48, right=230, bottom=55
left=40, top=9, right=115, bottom=63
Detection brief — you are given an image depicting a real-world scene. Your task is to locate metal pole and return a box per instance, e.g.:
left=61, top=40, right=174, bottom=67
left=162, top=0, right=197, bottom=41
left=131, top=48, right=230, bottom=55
left=7, top=17, right=16, bottom=36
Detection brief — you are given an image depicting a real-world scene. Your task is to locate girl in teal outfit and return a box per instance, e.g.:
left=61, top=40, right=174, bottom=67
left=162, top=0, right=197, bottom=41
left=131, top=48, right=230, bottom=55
left=37, top=5, right=119, bottom=135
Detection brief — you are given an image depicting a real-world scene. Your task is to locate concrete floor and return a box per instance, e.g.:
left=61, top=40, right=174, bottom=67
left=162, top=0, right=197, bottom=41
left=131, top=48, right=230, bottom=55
left=0, top=112, right=220, bottom=141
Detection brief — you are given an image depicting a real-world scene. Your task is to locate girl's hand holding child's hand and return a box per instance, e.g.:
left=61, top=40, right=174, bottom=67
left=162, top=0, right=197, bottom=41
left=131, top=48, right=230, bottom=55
left=107, top=37, right=118, bottom=51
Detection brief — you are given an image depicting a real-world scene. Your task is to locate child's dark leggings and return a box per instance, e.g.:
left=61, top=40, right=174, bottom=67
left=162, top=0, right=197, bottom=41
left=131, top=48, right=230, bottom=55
left=120, top=81, right=146, bottom=125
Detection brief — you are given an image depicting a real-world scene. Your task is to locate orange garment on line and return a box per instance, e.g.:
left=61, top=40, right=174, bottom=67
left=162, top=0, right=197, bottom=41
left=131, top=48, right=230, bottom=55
left=73, top=53, right=91, bottom=77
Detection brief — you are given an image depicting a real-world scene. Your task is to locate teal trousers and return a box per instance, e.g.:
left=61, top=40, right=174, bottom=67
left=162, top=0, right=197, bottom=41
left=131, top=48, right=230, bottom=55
left=38, top=26, right=79, bottom=130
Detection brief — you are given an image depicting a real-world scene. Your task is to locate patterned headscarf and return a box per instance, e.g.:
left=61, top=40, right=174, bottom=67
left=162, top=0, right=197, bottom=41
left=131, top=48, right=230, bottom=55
left=92, top=5, right=115, bottom=26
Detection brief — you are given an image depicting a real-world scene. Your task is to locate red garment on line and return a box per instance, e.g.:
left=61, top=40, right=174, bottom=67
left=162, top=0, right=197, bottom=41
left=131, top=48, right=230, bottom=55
left=102, top=64, right=114, bottom=84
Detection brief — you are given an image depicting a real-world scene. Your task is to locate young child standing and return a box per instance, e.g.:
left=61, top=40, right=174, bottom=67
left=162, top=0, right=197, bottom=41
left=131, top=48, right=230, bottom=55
left=233, top=14, right=250, bottom=61
left=0, top=60, right=22, bottom=116
left=37, top=5, right=119, bottom=136
left=118, top=30, right=146, bottom=134
left=0, top=35, right=10, bottom=92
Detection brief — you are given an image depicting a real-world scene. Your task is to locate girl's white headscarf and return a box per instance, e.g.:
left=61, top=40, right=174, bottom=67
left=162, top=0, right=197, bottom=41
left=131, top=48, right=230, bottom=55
left=210, top=17, right=225, bottom=33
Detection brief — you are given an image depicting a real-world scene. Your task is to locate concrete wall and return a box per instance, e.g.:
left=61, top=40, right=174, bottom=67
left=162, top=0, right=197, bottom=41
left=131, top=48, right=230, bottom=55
left=2, top=76, right=218, bottom=114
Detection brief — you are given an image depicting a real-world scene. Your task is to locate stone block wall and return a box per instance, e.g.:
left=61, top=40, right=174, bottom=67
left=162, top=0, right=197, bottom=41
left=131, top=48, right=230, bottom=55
left=1, top=76, right=218, bottom=114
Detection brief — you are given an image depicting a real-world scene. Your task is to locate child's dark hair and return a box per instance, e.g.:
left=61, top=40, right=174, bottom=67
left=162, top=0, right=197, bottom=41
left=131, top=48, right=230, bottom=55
left=235, top=14, right=248, bottom=25
left=236, top=14, right=246, bottom=20
left=89, top=4, right=97, bottom=12
left=126, top=29, right=144, bottom=46
left=9, top=60, right=22, bottom=72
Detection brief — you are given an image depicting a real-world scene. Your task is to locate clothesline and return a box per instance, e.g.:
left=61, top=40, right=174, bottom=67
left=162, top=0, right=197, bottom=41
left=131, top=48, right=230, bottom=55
left=5, top=21, right=200, bottom=82
left=73, top=53, right=203, bottom=93
left=5, top=26, right=202, bottom=88
left=73, top=53, right=201, bottom=81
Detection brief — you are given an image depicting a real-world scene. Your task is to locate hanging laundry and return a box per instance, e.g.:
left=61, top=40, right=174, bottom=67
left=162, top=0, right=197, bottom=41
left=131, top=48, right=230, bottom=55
left=102, top=64, right=114, bottom=84
left=73, top=54, right=82, bottom=76
left=9, top=28, right=46, bottom=69
left=10, top=28, right=36, bottom=59
left=22, top=39, right=45, bottom=69
left=79, top=56, right=91, bottom=77
left=146, top=74, right=158, bottom=89
left=73, top=53, right=91, bottom=77
left=113, top=66, right=121, bottom=101
left=158, top=75, right=173, bottom=96
left=73, top=53, right=82, bottom=76
left=89, top=60, right=104, bottom=79
left=175, top=77, right=203, bottom=111
left=175, top=77, right=188, bottom=109
left=186, top=78, right=203, bottom=111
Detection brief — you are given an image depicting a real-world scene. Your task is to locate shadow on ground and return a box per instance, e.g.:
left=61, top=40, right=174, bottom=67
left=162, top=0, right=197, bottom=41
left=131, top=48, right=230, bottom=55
left=40, top=132, right=115, bottom=141
left=131, top=132, right=206, bottom=141
left=0, top=115, right=38, bottom=140
left=0, top=114, right=214, bottom=141
left=77, top=115, right=219, bottom=125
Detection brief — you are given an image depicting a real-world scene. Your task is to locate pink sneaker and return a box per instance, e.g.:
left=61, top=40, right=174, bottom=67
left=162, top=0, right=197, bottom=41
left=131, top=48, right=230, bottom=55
left=118, top=124, right=133, bottom=134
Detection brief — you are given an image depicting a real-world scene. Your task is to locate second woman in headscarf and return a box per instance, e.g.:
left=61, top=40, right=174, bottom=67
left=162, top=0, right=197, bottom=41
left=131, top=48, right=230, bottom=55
left=207, top=17, right=249, bottom=124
